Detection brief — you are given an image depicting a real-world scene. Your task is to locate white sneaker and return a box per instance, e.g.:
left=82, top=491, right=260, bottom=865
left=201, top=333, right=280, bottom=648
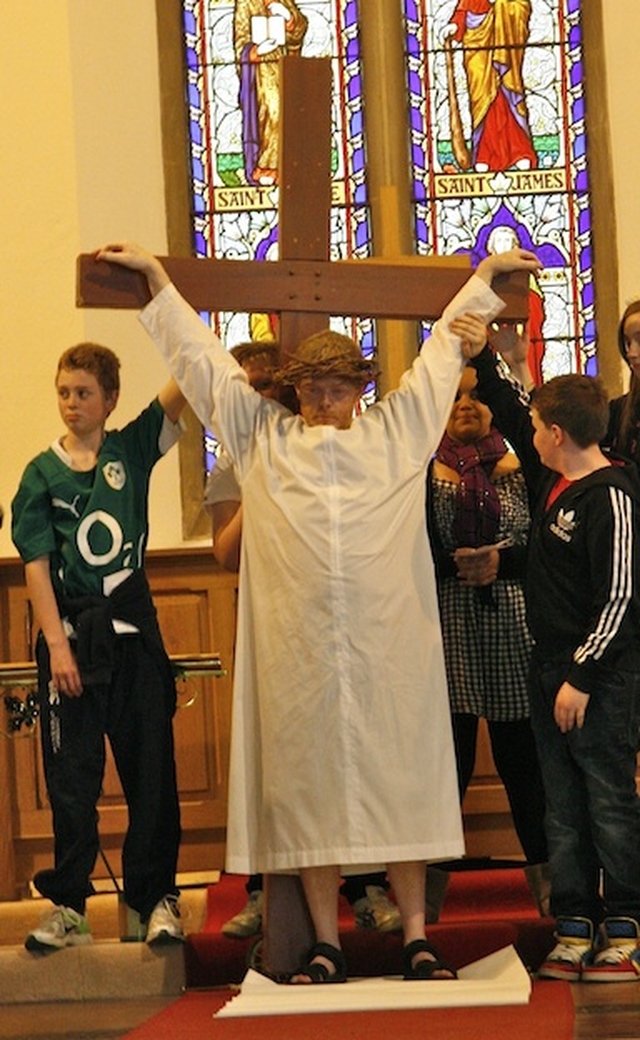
left=25, top=905, right=93, bottom=953
left=145, top=894, right=185, bottom=946
left=222, top=890, right=263, bottom=938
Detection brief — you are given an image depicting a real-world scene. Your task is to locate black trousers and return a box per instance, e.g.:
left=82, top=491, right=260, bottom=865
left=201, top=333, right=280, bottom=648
left=452, top=713, right=548, bottom=865
left=34, top=633, right=181, bottom=920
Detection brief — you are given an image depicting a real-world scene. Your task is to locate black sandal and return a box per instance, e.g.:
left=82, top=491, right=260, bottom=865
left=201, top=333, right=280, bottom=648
left=403, top=938, right=457, bottom=980
left=289, top=941, right=347, bottom=984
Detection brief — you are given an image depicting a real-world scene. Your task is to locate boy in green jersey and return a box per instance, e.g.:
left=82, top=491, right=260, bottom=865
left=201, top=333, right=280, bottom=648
left=12, top=342, right=187, bottom=952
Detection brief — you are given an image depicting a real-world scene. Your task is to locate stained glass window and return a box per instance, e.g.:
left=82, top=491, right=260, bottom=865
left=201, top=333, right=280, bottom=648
left=403, top=0, right=595, bottom=382
left=181, top=0, right=373, bottom=470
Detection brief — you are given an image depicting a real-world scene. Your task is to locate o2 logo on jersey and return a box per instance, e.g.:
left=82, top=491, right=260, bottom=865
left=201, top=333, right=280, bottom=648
left=76, top=510, right=133, bottom=568
left=103, top=461, right=126, bottom=491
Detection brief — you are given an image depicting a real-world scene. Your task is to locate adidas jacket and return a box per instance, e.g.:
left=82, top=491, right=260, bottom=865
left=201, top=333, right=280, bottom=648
left=472, top=346, right=640, bottom=695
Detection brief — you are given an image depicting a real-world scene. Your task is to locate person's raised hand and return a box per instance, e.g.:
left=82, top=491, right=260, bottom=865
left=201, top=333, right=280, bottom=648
left=488, top=321, right=534, bottom=390
left=475, top=247, right=542, bottom=286
left=449, top=312, right=488, bottom=359
left=488, top=321, right=529, bottom=362
left=95, top=242, right=170, bottom=297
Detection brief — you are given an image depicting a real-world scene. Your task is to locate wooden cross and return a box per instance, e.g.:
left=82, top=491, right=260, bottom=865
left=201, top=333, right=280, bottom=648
left=77, top=56, right=527, bottom=977
left=77, top=58, right=527, bottom=341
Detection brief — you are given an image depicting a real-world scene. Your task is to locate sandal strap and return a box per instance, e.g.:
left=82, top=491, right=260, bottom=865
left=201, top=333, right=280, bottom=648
left=301, top=960, right=331, bottom=982
left=293, top=941, right=347, bottom=983
left=403, top=938, right=456, bottom=980
left=308, top=942, right=347, bottom=976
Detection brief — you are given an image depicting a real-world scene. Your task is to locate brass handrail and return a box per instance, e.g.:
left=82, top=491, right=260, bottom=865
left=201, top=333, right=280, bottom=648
left=0, top=653, right=226, bottom=688
left=1, top=654, right=227, bottom=734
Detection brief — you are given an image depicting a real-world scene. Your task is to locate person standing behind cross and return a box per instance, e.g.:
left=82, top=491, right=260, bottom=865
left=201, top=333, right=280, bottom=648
left=205, top=339, right=278, bottom=938
left=95, top=239, right=541, bottom=984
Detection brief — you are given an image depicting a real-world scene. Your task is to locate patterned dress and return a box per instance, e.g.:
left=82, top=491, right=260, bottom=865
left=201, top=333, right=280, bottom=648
left=431, top=466, right=533, bottom=720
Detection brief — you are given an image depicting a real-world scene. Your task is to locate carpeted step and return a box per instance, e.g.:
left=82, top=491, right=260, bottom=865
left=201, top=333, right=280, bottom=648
left=184, top=869, right=556, bottom=987
left=200, top=865, right=544, bottom=934
left=0, top=940, right=186, bottom=1005
left=185, top=920, right=528, bottom=987
left=184, top=919, right=556, bottom=988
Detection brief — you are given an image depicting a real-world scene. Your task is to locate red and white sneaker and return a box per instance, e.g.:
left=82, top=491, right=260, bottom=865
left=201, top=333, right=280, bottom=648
left=538, top=917, right=595, bottom=981
left=582, top=918, right=640, bottom=982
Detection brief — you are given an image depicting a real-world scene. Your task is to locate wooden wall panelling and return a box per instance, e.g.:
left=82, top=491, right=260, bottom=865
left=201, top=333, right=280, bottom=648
left=1, top=563, right=39, bottom=897
left=0, top=569, right=15, bottom=895
left=0, top=549, right=237, bottom=895
left=2, top=546, right=568, bottom=895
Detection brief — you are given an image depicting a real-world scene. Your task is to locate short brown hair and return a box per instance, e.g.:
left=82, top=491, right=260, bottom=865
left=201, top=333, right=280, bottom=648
left=230, top=341, right=280, bottom=367
left=532, top=374, right=609, bottom=448
left=56, top=343, right=120, bottom=397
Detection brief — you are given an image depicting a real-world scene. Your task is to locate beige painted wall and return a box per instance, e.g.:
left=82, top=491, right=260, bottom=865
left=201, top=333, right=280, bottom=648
left=0, top=0, right=185, bottom=559
left=601, top=1, right=640, bottom=313
left=0, top=1, right=637, bottom=560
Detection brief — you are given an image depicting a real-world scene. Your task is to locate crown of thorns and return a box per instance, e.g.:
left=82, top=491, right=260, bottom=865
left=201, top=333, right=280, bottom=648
left=276, top=330, right=378, bottom=386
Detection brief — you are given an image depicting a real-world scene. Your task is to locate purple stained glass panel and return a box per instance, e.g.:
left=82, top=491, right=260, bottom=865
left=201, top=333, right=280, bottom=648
left=181, top=1, right=374, bottom=471
left=402, top=0, right=596, bottom=379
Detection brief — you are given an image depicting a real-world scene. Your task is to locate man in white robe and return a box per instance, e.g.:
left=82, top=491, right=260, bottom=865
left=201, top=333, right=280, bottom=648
left=96, top=241, right=541, bottom=982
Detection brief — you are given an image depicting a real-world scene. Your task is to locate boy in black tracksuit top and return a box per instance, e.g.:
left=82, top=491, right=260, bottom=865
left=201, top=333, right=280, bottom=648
left=470, top=340, right=640, bottom=983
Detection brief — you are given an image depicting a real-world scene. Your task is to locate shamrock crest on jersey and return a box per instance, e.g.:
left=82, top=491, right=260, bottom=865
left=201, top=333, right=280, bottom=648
left=103, top=460, right=126, bottom=491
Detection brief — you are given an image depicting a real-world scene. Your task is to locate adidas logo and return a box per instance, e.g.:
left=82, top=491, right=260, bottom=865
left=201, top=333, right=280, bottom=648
left=550, top=507, right=577, bottom=543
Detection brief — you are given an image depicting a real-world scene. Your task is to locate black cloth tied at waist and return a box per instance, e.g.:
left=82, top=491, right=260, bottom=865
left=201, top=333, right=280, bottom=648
left=58, top=569, right=170, bottom=687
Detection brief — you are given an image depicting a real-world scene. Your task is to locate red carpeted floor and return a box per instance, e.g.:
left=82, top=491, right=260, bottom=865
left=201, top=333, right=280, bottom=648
left=123, top=868, right=570, bottom=1040
left=123, top=979, right=574, bottom=1040
left=185, top=867, right=556, bottom=988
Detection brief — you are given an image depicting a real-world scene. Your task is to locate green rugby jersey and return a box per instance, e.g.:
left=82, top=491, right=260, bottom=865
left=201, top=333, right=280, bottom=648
left=12, top=398, right=178, bottom=600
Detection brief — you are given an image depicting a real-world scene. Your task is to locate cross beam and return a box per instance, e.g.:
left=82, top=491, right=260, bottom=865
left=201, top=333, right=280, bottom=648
left=77, top=252, right=527, bottom=324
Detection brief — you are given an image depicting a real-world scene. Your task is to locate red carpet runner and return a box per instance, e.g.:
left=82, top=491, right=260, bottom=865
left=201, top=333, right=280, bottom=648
left=124, top=980, right=574, bottom=1040
left=123, top=868, right=570, bottom=1039
left=185, top=867, right=556, bottom=987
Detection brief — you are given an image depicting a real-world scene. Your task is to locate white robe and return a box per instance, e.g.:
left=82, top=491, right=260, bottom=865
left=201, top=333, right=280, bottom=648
left=140, top=275, right=505, bottom=874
